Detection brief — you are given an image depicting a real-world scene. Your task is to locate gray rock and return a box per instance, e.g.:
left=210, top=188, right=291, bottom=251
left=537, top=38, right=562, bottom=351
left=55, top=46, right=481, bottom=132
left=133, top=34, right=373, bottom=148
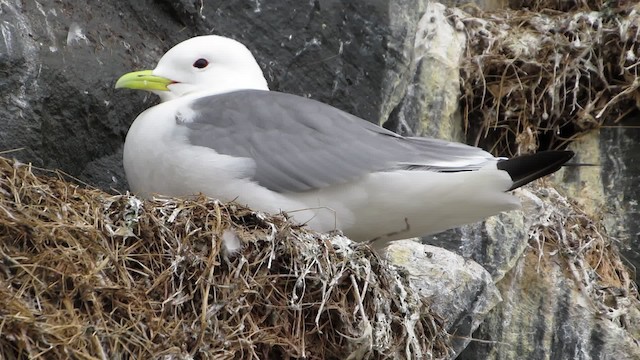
left=556, top=128, right=640, bottom=289
left=600, top=124, right=640, bottom=289
left=420, top=211, right=529, bottom=282
left=384, top=3, right=466, bottom=140
left=458, top=188, right=640, bottom=360
left=0, top=0, right=184, bottom=192
left=461, top=251, right=640, bottom=360
left=385, top=240, right=502, bottom=357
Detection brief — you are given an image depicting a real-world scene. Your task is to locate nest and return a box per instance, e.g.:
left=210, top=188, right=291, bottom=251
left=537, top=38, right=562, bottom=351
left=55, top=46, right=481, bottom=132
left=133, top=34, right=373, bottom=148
left=456, top=2, right=640, bottom=155
left=510, top=0, right=608, bottom=13
left=526, top=185, right=639, bottom=330
left=0, top=157, right=450, bottom=360
left=509, top=0, right=608, bottom=12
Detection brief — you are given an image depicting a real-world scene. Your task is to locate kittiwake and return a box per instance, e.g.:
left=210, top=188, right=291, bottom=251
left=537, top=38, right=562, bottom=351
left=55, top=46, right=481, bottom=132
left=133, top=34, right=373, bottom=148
left=115, top=35, right=573, bottom=247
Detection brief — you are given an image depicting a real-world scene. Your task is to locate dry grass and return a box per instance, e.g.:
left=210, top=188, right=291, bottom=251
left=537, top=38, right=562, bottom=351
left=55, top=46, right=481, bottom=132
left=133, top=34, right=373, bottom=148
left=526, top=186, right=639, bottom=330
left=0, top=157, right=450, bottom=360
left=510, top=0, right=607, bottom=12
left=456, top=2, right=640, bottom=155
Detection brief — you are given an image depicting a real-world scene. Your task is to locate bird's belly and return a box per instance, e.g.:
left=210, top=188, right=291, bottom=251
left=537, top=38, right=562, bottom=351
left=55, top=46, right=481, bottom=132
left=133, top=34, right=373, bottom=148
left=291, top=170, right=521, bottom=246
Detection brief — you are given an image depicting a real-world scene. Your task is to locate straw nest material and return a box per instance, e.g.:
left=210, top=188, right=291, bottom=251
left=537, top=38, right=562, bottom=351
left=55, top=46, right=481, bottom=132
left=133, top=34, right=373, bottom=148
left=526, top=185, right=640, bottom=332
left=0, top=157, right=450, bottom=359
left=456, top=2, right=640, bottom=155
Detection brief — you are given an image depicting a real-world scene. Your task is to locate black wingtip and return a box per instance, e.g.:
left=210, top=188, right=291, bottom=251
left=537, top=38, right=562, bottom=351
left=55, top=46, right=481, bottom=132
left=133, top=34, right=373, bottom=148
left=497, top=150, right=575, bottom=191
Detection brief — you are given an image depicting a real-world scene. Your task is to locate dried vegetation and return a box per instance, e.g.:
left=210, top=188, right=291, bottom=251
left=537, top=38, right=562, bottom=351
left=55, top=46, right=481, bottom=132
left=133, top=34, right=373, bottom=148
left=457, top=1, right=640, bottom=155
left=0, top=158, right=449, bottom=359
left=527, top=186, right=639, bottom=334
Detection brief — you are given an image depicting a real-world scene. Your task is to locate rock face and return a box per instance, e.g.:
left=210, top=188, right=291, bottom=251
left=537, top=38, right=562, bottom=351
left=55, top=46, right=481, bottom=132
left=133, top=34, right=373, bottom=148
left=1, top=0, right=184, bottom=190
left=384, top=3, right=466, bottom=141
left=385, top=240, right=503, bottom=357
left=461, top=250, right=640, bottom=360
left=457, top=188, right=640, bottom=360
left=600, top=123, right=640, bottom=286
left=1, top=0, right=638, bottom=359
left=1, top=0, right=429, bottom=191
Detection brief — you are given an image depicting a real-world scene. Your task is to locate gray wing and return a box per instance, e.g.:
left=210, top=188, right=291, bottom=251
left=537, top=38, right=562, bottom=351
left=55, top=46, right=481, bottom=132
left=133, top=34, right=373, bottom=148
left=183, top=90, right=496, bottom=193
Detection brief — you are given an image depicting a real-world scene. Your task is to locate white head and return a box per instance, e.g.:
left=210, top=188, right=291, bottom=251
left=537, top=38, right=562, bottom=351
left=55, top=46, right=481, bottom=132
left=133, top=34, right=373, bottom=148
left=116, top=35, right=270, bottom=101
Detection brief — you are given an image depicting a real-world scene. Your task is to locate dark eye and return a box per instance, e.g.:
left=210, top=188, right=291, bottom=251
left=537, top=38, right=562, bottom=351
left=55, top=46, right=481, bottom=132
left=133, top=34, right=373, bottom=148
left=193, top=58, right=209, bottom=69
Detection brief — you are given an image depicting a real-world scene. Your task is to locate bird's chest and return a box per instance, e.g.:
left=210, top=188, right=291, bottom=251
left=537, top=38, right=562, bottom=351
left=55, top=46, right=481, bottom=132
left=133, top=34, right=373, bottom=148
left=123, top=105, right=189, bottom=195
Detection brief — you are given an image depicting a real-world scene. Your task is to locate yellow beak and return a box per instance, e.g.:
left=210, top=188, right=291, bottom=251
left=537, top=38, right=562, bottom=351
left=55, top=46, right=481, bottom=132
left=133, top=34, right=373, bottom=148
left=115, top=70, right=173, bottom=91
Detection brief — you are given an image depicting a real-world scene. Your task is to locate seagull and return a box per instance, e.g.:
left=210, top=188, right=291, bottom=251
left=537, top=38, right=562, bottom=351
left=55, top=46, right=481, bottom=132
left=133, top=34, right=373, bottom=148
left=115, top=35, right=573, bottom=247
